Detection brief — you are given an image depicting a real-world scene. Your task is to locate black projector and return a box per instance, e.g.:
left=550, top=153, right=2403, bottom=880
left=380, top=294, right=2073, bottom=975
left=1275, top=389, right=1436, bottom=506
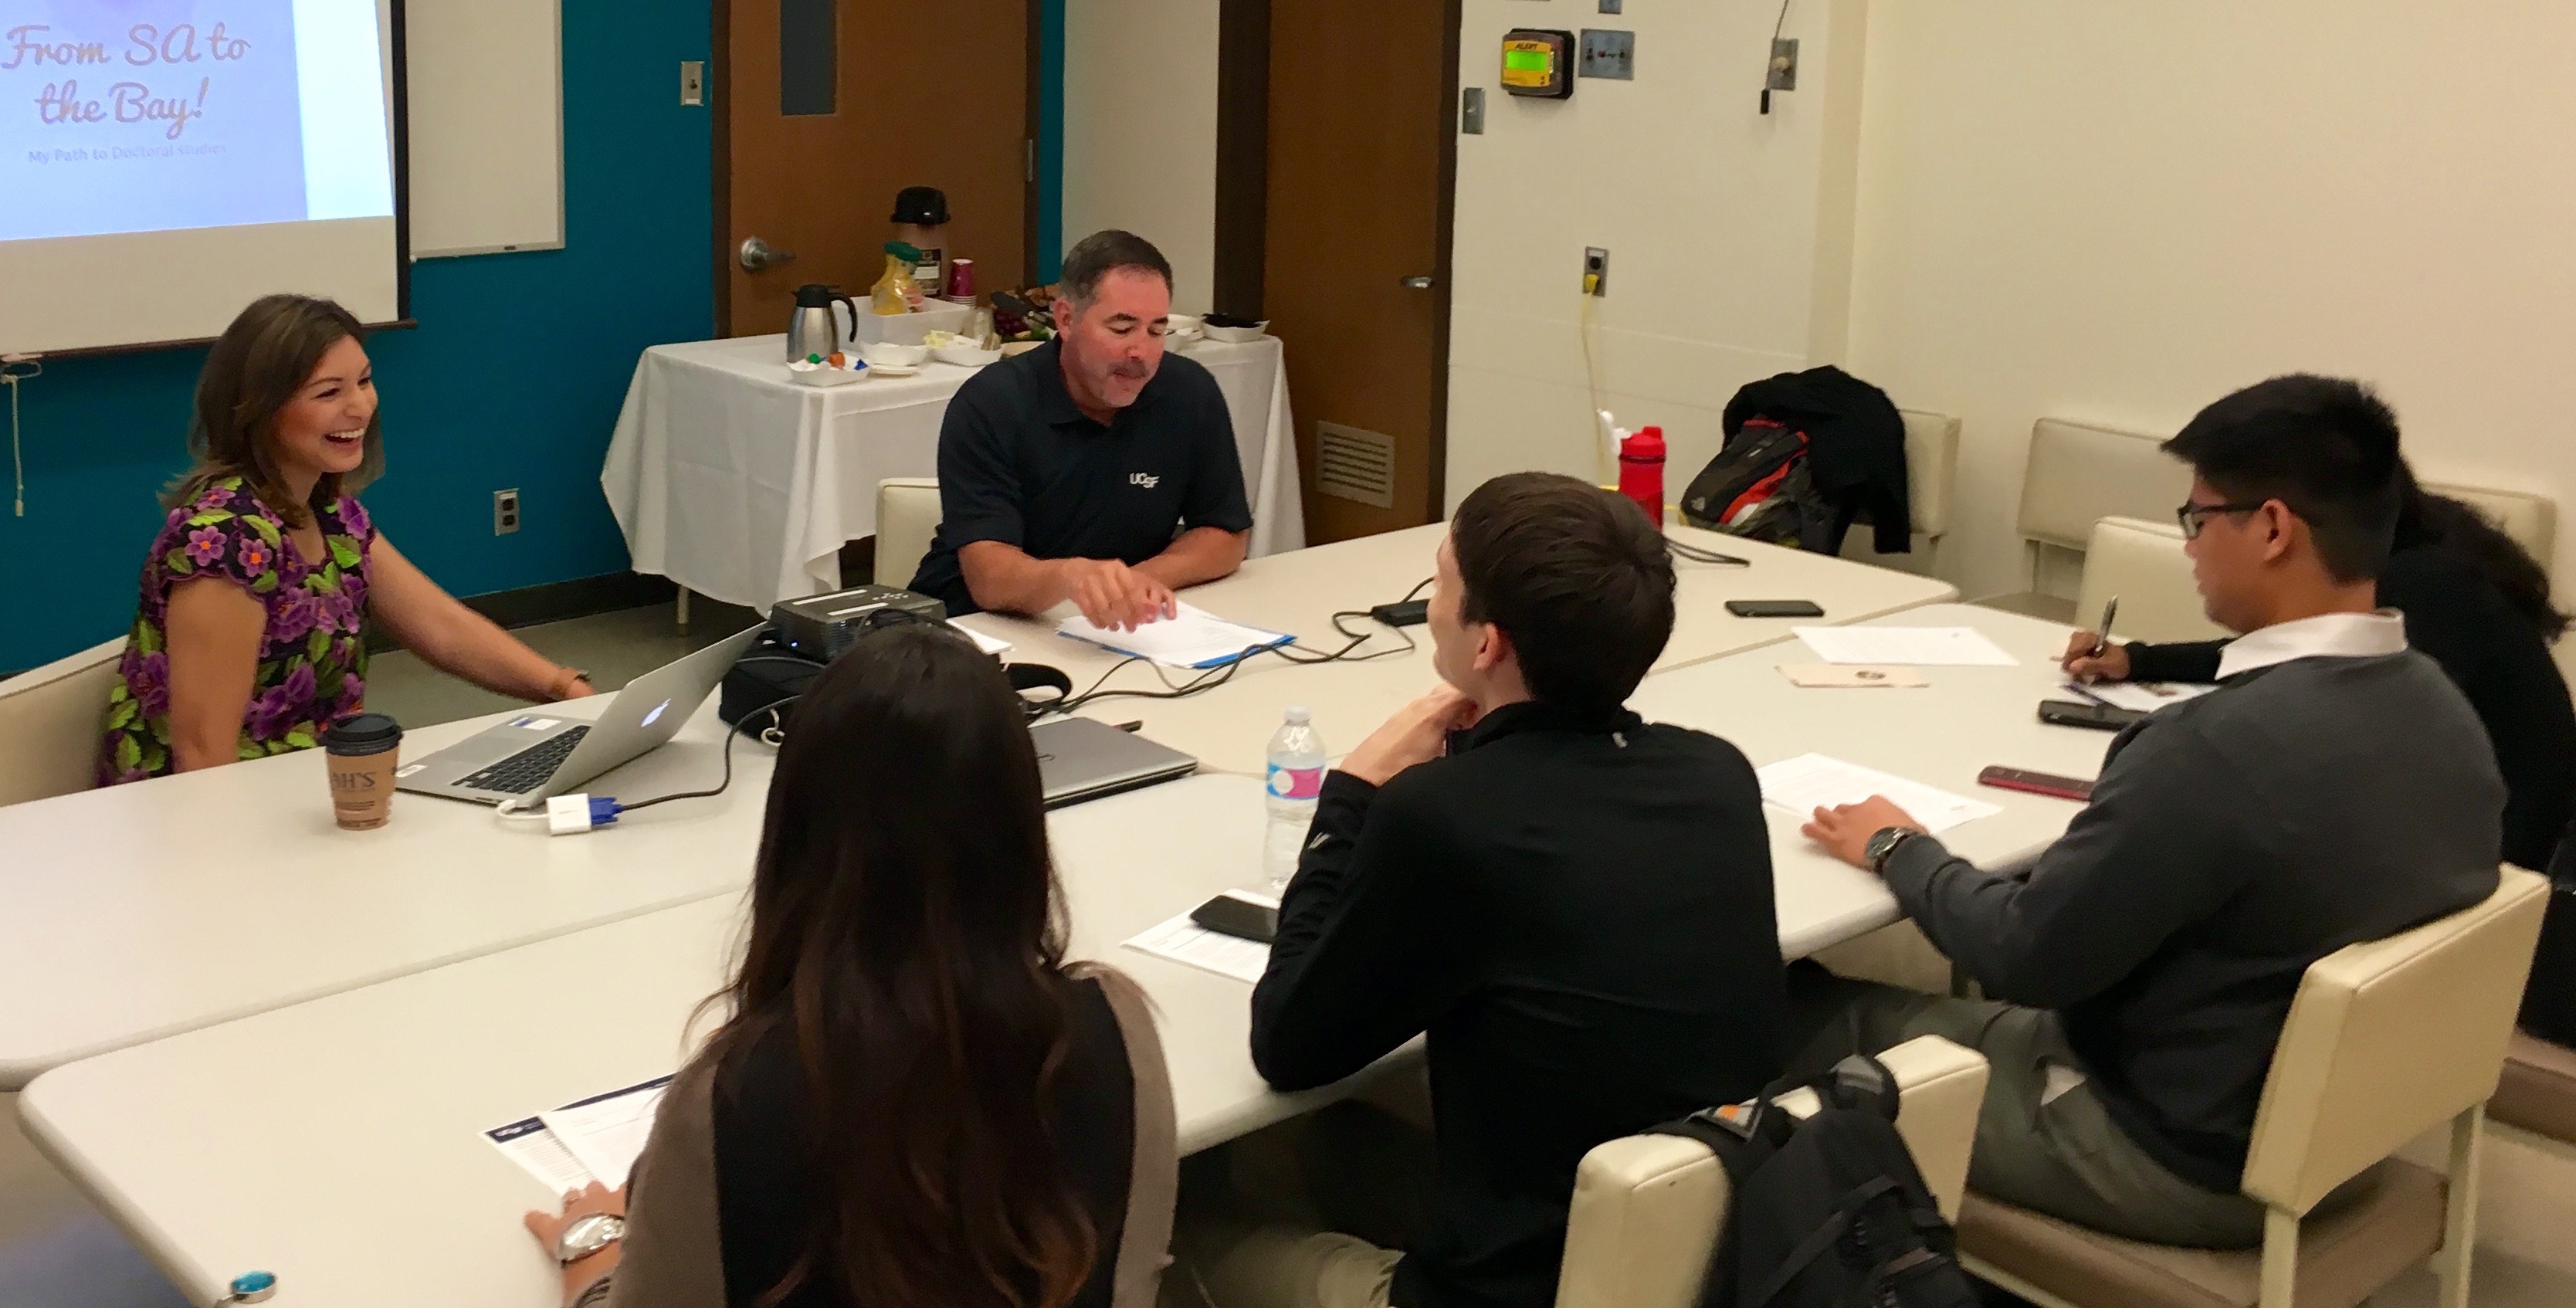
left=768, top=585, right=948, bottom=660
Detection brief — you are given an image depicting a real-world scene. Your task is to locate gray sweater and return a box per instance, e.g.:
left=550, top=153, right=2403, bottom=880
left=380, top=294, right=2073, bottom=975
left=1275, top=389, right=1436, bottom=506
left=1884, top=650, right=2503, bottom=1191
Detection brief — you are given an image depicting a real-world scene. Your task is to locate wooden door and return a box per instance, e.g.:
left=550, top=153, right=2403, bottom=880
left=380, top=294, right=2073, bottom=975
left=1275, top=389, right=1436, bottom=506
left=717, top=0, right=1035, bottom=337
left=1263, top=0, right=1458, bottom=542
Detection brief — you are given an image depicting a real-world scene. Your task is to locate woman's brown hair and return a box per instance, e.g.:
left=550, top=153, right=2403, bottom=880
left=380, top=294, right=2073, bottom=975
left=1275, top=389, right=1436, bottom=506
left=700, top=621, right=1099, bottom=1308
left=164, top=294, right=384, bottom=529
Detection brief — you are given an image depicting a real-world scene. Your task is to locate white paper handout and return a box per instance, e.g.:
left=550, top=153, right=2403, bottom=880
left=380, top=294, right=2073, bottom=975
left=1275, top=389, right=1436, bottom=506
left=1791, top=626, right=2018, bottom=667
left=1059, top=602, right=1293, bottom=669
left=485, top=1076, right=671, bottom=1193
left=1756, top=753, right=2002, bottom=834
left=2061, top=679, right=2215, bottom=714
left=951, top=622, right=1012, bottom=656
left=540, top=1077, right=672, bottom=1190
left=1124, top=911, right=1272, bottom=984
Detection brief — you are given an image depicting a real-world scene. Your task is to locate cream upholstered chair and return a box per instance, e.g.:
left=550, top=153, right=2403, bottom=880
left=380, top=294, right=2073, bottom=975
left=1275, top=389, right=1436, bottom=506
left=1551, top=1035, right=1992, bottom=1308
left=2073, top=516, right=2228, bottom=645
left=1978, top=419, right=2186, bottom=622
left=1840, top=409, right=1961, bottom=573
left=1958, top=868, right=2551, bottom=1308
left=873, top=478, right=942, bottom=589
left=0, top=636, right=124, bottom=807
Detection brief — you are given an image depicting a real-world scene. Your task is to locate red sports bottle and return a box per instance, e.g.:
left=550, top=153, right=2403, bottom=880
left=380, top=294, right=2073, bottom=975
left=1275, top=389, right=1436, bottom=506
left=1618, top=425, right=1667, bottom=525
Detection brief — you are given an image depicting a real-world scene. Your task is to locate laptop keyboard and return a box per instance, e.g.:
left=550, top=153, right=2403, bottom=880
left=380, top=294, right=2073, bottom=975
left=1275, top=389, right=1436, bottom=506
left=457, top=727, right=590, bottom=795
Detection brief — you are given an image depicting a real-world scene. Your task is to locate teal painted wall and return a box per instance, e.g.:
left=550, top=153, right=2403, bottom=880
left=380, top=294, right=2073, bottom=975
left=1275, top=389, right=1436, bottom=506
left=0, top=0, right=714, bottom=673
left=1038, top=0, right=1065, bottom=282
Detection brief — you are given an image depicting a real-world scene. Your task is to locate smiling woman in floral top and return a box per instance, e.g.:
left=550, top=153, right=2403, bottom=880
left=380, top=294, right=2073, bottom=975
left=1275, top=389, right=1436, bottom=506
left=100, top=295, right=595, bottom=784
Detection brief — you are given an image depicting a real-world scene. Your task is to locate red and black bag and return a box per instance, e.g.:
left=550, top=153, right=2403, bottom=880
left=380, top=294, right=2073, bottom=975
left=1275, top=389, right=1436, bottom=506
left=1679, top=418, right=1845, bottom=553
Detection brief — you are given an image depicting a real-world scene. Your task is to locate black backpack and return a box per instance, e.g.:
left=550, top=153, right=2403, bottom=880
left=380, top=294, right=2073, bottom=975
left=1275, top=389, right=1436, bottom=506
left=1650, top=1055, right=1980, bottom=1308
left=1679, top=418, right=1846, bottom=554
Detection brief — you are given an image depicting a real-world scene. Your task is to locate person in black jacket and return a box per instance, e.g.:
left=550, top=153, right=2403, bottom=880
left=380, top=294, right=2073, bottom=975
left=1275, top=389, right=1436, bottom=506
left=1795, top=376, right=2502, bottom=1249
left=2065, top=459, right=2574, bottom=871
left=1169, top=473, right=1788, bottom=1308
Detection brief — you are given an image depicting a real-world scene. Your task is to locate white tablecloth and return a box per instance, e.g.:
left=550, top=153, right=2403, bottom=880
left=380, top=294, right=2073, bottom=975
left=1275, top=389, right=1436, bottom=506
left=600, top=334, right=1305, bottom=609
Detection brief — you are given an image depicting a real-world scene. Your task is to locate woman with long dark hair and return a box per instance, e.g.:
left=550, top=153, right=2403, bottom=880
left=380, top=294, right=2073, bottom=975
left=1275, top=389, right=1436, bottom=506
left=2068, top=459, right=2576, bottom=870
left=522, top=622, right=1175, bottom=1308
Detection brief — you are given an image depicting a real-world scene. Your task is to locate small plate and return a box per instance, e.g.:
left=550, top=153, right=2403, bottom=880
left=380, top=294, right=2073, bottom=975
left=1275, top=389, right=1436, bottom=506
left=866, top=364, right=922, bottom=378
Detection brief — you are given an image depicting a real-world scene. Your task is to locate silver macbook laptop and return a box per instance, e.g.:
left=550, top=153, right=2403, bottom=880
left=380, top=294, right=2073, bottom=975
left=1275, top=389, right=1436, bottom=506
left=397, top=625, right=764, bottom=805
left=1033, top=717, right=1198, bottom=808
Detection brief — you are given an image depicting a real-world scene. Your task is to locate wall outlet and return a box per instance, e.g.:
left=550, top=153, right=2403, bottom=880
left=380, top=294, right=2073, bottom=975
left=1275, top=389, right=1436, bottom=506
left=1578, top=29, right=1634, bottom=80
left=680, top=61, right=705, bottom=107
left=1584, top=247, right=1609, bottom=296
left=1768, top=39, right=1799, bottom=91
left=493, top=489, right=520, bottom=535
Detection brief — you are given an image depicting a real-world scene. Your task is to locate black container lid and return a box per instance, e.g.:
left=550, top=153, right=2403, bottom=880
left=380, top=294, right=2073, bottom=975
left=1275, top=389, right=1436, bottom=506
left=323, top=712, right=403, bottom=754
left=890, top=186, right=951, bottom=225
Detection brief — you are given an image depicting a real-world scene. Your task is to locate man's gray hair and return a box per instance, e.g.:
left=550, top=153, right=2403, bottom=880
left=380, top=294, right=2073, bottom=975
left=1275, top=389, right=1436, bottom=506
left=1059, top=229, right=1174, bottom=307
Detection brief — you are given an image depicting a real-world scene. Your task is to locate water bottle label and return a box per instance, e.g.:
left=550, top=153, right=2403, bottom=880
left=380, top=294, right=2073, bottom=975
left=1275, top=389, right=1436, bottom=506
left=1266, top=764, right=1324, bottom=801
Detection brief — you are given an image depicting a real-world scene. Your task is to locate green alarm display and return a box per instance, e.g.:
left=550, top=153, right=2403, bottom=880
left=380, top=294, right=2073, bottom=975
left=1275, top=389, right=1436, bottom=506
left=1500, top=29, right=1574, bottom=100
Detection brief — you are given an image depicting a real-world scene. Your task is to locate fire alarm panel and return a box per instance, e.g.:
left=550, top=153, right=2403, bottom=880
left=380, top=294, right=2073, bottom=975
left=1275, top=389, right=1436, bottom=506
left=1501, top=29, right=1576, bottom=100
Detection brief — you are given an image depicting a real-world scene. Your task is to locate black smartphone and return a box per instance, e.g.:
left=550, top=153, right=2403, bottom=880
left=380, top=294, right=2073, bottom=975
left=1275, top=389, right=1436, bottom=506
left=1978, top=765, right=2096, bottom=801
left=1190, top=891, right=1279, bottom=944
left=2037, top=699, right=2144, bottom=732
left=1726, top=599, right=1826, bottom=618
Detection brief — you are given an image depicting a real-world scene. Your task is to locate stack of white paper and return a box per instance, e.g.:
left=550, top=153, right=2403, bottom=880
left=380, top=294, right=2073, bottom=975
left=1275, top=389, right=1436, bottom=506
left=1791, top=627, right=2018, bottom=667
left=1755, top=753, right=2001, bottom=833
left=1058, top=603, right=1293, bottom=669
left=485, top=1076, right=670, bottom=1193
left=1124, top=912, right=1272, bottom=984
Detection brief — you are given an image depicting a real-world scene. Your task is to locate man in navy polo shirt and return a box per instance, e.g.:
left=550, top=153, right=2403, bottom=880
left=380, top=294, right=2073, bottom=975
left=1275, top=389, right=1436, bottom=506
left=908, top=229, right=1253, bottom=629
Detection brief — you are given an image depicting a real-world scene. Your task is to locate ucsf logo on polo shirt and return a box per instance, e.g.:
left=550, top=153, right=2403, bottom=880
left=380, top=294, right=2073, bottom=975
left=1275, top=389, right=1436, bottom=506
left=1130, top=473, right=1162, bottom=490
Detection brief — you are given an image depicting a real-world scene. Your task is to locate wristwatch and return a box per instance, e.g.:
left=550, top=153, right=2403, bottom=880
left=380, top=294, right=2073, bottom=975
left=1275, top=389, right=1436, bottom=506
left=553, top=1212, right=626, bottom=1266
left=1863, top=826, right=1925, bottom=876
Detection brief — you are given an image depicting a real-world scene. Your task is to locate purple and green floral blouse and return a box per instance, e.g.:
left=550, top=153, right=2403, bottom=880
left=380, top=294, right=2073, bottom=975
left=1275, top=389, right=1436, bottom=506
left=98, top=476, right=375, bottom=784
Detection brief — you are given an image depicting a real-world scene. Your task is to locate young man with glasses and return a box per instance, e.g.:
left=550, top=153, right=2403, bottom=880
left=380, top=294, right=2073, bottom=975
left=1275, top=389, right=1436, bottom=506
left=1795, top=374, right=2504, bottom=1247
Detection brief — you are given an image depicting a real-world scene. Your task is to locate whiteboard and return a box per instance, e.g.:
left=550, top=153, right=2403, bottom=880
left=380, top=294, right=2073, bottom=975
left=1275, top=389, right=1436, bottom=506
left=402, top=0, right=565, bottom=257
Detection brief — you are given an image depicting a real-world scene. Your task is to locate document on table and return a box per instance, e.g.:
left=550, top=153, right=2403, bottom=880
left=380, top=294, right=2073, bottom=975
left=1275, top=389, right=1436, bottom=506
left=1792, top=626, right=2018, bottom=667
left=1756, top=753, right=2001, bottom=834
left=2060, top=679, right=2214, bottom=714
left=1124, top=911, right=1272, bottom=984
left=1059, top=603, right=1294, bottom=669
left=484, top=1076, right=671, bottom=1193
left=951, top=622, right=1012, bottom=656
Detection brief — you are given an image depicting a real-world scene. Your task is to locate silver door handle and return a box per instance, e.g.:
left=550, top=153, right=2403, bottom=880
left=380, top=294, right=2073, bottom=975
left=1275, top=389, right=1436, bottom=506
left=739, top=236, right=797, bottom=272
left=1400, top=275, right=1437, bottom=290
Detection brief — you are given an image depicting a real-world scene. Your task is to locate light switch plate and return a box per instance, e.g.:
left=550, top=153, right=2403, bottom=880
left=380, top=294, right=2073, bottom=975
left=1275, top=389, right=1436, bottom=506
left=680, top=61, right=705, bottom=107
left=1598, top=0, right=1622, bottom=12
left=1461, top=86, right=1485, bottom=134
left=1578, top=29, right=1634, bottom=80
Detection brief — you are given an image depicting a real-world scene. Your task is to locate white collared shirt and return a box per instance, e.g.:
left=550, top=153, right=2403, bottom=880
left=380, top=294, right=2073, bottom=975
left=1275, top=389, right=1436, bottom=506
left=2215, top=609, right=2409, bottom=679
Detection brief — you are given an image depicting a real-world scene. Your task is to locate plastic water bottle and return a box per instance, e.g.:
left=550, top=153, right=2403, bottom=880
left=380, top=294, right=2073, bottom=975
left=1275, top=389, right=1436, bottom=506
left=1263, top=706, right=1327, bottom=887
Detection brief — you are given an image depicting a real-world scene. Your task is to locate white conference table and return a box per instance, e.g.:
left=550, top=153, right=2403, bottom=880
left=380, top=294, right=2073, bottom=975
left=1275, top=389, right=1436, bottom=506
left=600, top=333, right=1305, bottom=612
left=0, top=691, right=764, bottom=1093
left=20, top=605, right=2109, bottom=1308
left=0, top=524, right=1944, bottom=1095
left=956, top=521, right=1960, bottom=775
left=1630, top=603, right=2120, bottom=953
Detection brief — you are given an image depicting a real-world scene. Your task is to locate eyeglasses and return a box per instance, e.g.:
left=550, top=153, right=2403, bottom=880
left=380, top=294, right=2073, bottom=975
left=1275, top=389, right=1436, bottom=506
left=2174, top=500, right=2267, bottom=540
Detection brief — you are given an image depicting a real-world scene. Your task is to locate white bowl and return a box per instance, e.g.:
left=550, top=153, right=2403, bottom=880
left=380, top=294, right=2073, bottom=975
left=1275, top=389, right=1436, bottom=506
left=858, top=341, right=930, bottom=368
left=1165, top=313, right=1203, bottom=337
left=787, top=361, right=865, bottom=387
left=933, top=342, right=1005, bottom=368
left=1202, top=320, right=1270, bottom=344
